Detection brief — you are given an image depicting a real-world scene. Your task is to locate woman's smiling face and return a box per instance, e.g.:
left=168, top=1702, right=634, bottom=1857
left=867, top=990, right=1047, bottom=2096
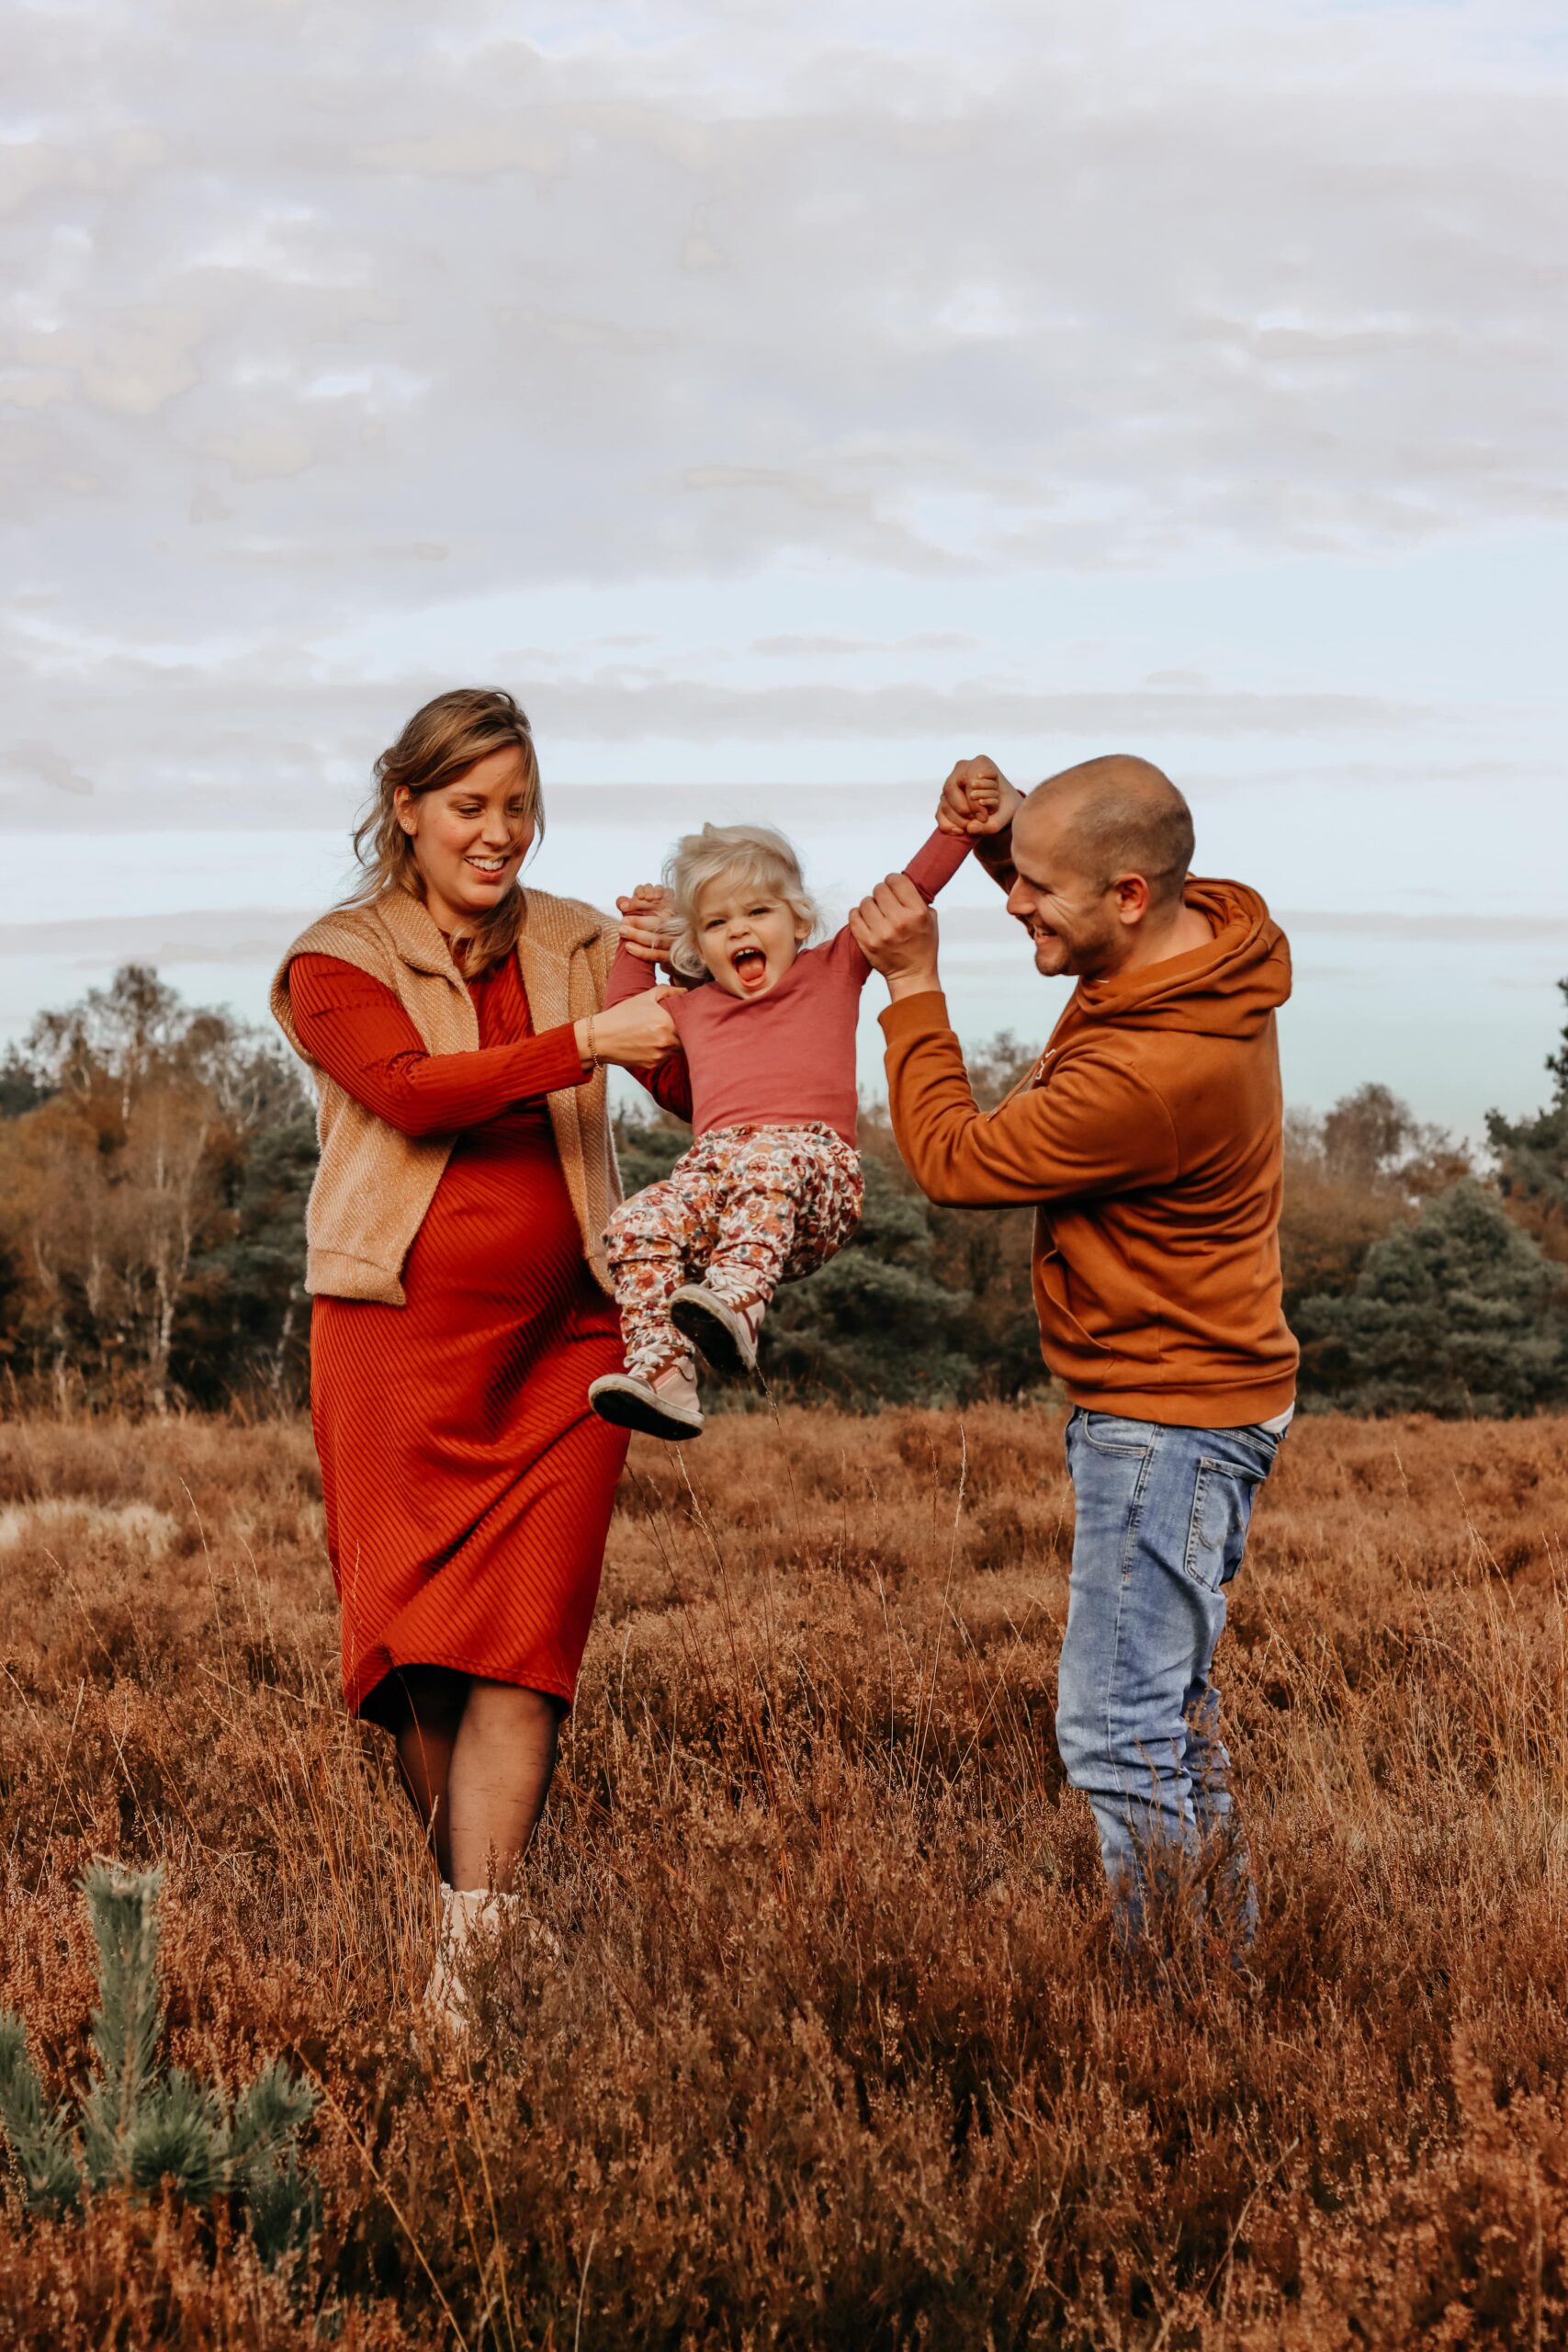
left=395, top=745, right=536, bottom=932
left=694, top=876, right=810, bottom=1001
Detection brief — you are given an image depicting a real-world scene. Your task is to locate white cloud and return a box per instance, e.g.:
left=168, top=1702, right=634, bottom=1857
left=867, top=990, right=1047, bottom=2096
left=4, top=4, right=1564, bottom=617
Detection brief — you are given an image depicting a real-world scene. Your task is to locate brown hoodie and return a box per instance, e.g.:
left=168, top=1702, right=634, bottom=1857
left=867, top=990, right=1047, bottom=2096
left=880, top=878, right=1299, bottom=1426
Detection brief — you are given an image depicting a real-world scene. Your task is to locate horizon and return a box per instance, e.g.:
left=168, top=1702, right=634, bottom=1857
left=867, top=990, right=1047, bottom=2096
left=4, top=785, right=1563, bottom=1152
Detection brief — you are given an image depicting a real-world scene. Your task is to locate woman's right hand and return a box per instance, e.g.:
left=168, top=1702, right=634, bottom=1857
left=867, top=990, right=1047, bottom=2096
left=577, top=990, right=681, bottom=1069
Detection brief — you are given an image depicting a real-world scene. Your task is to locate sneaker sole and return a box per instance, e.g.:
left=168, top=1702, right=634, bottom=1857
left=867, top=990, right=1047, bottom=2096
left=671, top=1289, right=757, bottom=1380
left=589, top=1376, right=704, bottom=1442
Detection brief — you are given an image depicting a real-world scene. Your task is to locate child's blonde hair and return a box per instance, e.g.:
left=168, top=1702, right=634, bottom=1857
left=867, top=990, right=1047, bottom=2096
left=663, top=822, right=821, bottom=981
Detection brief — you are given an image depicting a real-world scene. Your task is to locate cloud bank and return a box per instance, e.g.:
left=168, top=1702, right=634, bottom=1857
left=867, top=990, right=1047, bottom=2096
left=4, top=0, right=1565, bottom=829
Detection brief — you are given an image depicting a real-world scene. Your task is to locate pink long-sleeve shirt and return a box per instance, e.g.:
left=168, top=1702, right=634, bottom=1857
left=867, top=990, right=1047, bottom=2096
left=604, top=828, right=971, bottom=1146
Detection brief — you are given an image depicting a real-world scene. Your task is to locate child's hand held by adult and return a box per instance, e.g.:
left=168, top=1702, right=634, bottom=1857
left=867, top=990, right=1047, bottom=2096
left=939, top=755, right=1022, bottom=838
left=848, top=874, right=942, bottom=1001
left=578, top=989, right=681, bottom=1069
left=616, top=884, right=676, bottom=967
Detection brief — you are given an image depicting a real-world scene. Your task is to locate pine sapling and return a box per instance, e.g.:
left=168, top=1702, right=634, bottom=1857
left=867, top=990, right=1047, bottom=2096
left=0, top=2016, right=81, bottom=2213
left=0, top=1865, right=320, bottom=2269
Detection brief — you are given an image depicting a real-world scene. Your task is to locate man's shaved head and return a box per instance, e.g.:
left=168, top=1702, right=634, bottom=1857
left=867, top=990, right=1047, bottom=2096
left=1028, top=754, right=1194, bottom=908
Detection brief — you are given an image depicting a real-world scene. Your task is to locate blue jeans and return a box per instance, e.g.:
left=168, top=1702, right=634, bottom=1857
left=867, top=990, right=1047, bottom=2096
left=1055, top=1408, right=1280, bottom=1940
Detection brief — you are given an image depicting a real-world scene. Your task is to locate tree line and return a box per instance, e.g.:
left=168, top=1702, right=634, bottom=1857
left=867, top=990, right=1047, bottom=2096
left=2, top=962, right=1565, bottom=1418
left=0, top=968, right=316, bottom=1411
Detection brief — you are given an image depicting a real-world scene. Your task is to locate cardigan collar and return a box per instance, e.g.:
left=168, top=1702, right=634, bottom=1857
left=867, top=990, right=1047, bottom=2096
left=375, top=886, right=460, bottom=979
left=519, top=887, right=604, bottom=960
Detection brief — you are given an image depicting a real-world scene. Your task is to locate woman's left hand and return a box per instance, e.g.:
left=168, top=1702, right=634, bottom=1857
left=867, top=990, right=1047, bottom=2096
left=617, top=884, right=676, bottom=967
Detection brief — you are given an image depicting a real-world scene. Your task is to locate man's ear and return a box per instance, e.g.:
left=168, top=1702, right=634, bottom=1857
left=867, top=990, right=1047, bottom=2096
left=1114, top=873, right=1152, bottom=926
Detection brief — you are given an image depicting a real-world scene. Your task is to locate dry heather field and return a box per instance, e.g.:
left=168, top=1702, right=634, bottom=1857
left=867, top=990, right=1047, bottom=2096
left=3, top=1404, right=1568, bottom=2349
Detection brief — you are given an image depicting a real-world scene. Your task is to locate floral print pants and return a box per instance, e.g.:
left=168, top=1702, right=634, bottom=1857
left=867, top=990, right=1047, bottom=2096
left=605, top=1122, right=864, bottom=1378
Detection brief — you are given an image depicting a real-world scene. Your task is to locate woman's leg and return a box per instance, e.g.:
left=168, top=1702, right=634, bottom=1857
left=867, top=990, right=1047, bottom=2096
left=446, top=1679, right=564, bottom=1892
left=388, top=1664, right=469, bottom=1884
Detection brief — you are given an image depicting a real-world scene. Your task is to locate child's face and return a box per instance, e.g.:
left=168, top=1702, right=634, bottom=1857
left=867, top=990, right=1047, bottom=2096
left=694, top=876, right=809, bottom=1000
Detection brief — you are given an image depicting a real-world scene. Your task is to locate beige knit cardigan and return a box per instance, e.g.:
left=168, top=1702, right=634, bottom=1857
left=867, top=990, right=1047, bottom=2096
left=270, top=887, right=624, bottom=1305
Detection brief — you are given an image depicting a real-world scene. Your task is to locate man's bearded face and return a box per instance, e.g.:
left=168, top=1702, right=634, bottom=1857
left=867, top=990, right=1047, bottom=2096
left=1004, top=803, right=1123, bottom=980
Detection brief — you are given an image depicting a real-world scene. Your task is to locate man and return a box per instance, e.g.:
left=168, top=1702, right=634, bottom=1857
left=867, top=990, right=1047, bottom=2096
left=848, top=753, right=1297, bottom=1939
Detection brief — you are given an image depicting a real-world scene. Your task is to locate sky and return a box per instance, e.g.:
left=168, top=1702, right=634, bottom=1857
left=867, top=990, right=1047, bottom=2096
left=4, top=0, right=1566, bottom=1139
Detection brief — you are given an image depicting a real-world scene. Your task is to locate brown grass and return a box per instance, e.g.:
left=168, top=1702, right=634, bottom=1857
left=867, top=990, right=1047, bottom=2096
left=2, top=1404, right=1568, bottom=2347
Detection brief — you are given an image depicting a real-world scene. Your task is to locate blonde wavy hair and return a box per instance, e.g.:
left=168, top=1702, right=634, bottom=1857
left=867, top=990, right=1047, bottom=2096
left=664, top=822, right=820, bottom=981
left=341, top=687, right=544, bottom=977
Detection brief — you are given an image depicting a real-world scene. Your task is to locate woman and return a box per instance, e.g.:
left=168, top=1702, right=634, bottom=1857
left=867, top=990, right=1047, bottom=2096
left=270, top=687, right=680, bottom=2025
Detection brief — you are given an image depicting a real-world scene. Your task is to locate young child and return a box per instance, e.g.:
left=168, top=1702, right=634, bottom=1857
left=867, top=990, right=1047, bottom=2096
left=585, top=816, right=976, bottom=1440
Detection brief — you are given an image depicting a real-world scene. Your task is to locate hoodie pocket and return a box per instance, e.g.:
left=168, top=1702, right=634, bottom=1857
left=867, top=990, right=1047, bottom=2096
left=1035, top=1241, right=1159, bottom=1365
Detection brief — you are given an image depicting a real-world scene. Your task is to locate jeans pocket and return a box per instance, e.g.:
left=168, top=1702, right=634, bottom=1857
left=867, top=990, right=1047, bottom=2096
left=1076, top=1410, right=1156, bottom=1458
left=1182, top=1458, right=1261, bottom=1593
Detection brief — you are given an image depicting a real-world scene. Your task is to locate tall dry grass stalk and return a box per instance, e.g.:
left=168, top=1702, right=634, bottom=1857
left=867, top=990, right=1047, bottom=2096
left=2, top=1405, right=1568, bottom=2346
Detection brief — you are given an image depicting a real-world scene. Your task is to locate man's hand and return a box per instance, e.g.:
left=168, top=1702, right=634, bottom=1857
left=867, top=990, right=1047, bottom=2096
left=848, top=873, right=942, bottom=1001
left=936, top=755, right=1024, bottom=838
left=616, top=882, right=675, bottom=967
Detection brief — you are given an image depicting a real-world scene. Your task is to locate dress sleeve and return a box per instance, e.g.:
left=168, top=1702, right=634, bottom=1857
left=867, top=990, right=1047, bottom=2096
left=637, top=1052, right=694, bottom=1125
left=287, top=954, right=588, bottom=1138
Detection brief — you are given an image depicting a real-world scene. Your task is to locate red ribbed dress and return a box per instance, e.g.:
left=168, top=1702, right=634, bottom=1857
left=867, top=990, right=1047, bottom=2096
left=288, top=948, right=631, bottom=1723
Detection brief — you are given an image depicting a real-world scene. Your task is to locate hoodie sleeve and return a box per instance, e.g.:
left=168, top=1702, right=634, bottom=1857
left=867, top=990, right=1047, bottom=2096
left=879, top=991, right=1180, bottom=1206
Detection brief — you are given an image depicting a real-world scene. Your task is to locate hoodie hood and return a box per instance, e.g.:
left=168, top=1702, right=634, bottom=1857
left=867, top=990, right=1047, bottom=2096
left=1073, top=878, right=1292, bottom=1040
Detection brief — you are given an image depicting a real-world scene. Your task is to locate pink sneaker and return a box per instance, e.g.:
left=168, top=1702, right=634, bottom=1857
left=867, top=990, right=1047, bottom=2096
left=589, top=1355, right=704, bottom=1441
left=670, top=1285, right=765, bottom=1379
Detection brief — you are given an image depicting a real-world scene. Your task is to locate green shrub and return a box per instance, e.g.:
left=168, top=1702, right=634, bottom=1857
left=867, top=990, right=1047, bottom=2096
left=0, top=1864, right=319, bottom=2271
left=1295, top=1177, right=1568, bottom=1416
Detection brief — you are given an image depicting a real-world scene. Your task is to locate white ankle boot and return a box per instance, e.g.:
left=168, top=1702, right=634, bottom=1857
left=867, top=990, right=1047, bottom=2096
left=423, top=1885, right=564, bottom=2037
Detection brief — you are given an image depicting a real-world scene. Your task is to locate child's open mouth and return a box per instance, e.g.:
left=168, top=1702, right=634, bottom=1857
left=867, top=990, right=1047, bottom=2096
left=732, top=946, right=769, bottom=992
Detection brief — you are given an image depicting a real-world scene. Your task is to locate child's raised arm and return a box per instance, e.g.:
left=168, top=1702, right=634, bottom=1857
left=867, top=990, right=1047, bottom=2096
left=898, top=823, right=973, bottom=905
left=617, top=883, right=671, bottom=967
left=829, top=824, right=971, bottom=980
left=602, top=883, right=694, bottom=1124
